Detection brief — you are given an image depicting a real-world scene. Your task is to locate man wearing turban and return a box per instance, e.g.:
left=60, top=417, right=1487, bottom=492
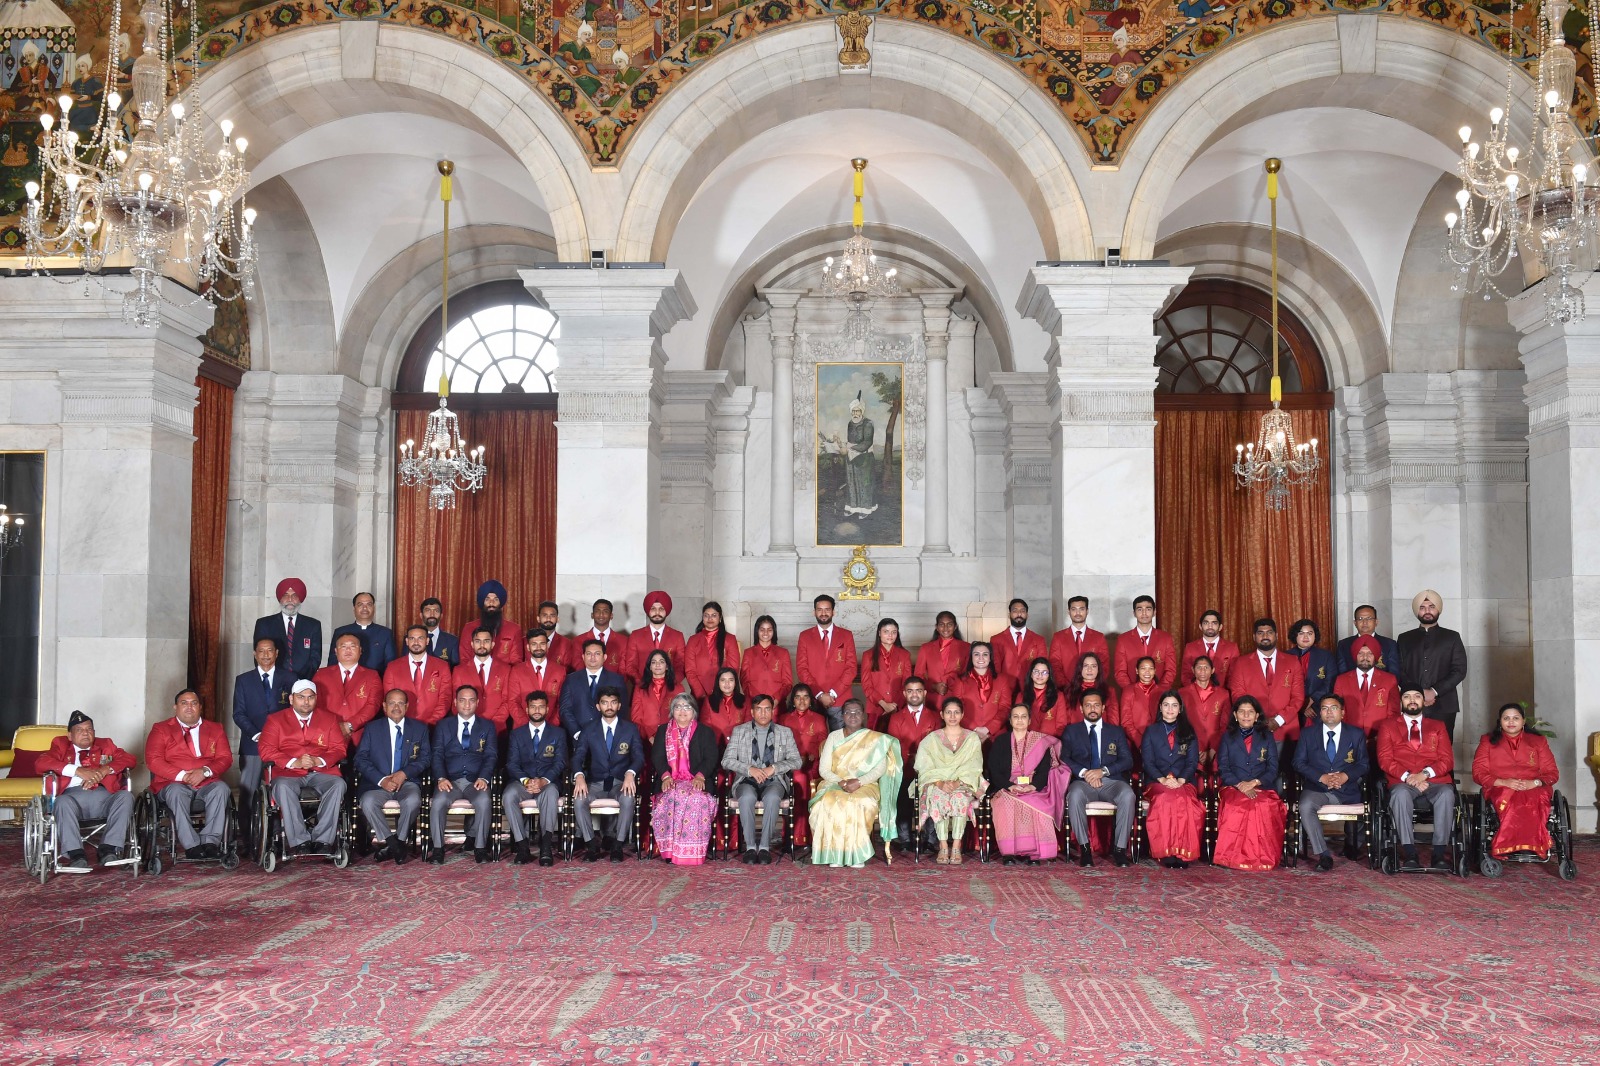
left=252, top=577, right=324, bottom=681
left=625, top=590, right=686, bottom=683
left=1395, top=590, right=1469, bottom=740
left=458, top=579, right=523, bottom=668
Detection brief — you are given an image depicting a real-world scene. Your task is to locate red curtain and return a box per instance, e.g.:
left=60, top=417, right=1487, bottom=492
left=392, top=407, right=557, bottom=637
left=188, top=373, right=235, bottom=720
left=1155, top=406, right=1334, bottom=651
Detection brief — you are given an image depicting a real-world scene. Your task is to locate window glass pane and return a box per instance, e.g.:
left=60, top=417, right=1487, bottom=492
left=418, top=302, right=561, bottom=393
left=1155, top=297, right=1315, bottom=396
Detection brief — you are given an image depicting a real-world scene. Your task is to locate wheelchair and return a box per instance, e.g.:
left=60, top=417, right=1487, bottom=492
left=1289, top=775, right=1379, bottom=870
left=135, top=784, right=242, bottom=874
left=1372, top=776, right=1470, bottom=876
left=254, top=763, right=354, bottom=871
left=22, top=771, right=142, bottom=885
left=1471, top=788, right=1578, bottom=881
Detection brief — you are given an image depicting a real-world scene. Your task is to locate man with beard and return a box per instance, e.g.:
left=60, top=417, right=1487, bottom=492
left=458, top=580, right=522, bottom=668
left=419, top=597, right=459, bottom=666
left=796, top=594, right=858, bottom=730
left=535, top=600, right=578, bottom=672
left=1228, top=617, right=1306, bottom=773
left=452, top=627, right=517, bottom=733
left=252, top=577, right=323, bottom=680
left=508, top=628, right=567, bottom=729
left=1180, top=609, right=1240, bottom=688
left=1375, top=684, right=1458, bottom=870
left=1048, top=595, right=1111, bottom=685
left=991, top=598, right=1048, bottom=687
left=382, top=625, right=453, bottom=726
left=625, top=589, right=687, bottom=683
left=1395, top=590, right=1468, bottom=739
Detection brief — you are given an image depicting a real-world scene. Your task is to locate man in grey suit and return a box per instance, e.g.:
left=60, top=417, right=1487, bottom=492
left=721, top=693, right=802, bottom=864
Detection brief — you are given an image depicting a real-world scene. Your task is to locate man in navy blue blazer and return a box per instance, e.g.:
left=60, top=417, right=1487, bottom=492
left=421, top=597, right=460, bottom=667
left=233, top=635, right=294, bottom=844
left=1333, top=604, right=1401, bottom=675
left=572, top=687, right=643, bottom=861
left=1060, top=689, right=1136, bottom=867
left=503, top=691, right=569, bottom=865
left=1293, top=693, right=1370, bottom=871
left=427, top=685, right=498, bottom=864
left=559, top=639, right=631, bottom=737
left=355, top=688, right=432, bottom=864
left=329, top=591, right=399, bottom=674
left=252, top=577, right=323, bottom=680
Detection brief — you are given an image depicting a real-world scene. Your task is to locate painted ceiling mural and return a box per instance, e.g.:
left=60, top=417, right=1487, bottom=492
left=0, top=0, right=1594, bottom=250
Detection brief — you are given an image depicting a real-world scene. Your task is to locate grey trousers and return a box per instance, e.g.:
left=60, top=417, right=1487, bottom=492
left=734, top=778, right=786, bottom=851
left=359, top=781, right=421, bottom=841
left=238, top=754, right=263, bottom=831
left=1067, top=777, right=1135, bottom=849
left=1388, top=781, right=1456, bottom=847
left=55, top=788, right=134, bottom=853
left=272, top=772, right=346, bottom=848
left=502, top=780, right=560, bottom=842
left=161, top=779, right=231, bottom=849
left=431, top=778, right=491, bottom=848
left=575, top=783, right=635, bottom=842
left=1297, top=789, right=1354, bottom=856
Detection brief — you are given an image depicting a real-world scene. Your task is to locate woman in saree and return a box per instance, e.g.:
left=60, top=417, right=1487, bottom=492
left=1472, top=702, right=1560, bottom=859
left=1142, top=691, right=1204, bottom=868
left=649, top=694, right=722, bottom=866
left=1212, top=695, right=1287, bottom=871
left=985, top=704, right=1064, bottom=864
left=810, top=700, right=903, bottom=868
left=913, top=697, right=985, bottom=864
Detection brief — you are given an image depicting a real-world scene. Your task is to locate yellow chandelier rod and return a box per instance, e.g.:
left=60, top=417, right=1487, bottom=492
left=438, top=159, right=454, bottom=398
left=1266, top=157, right=1282, bottom=407
left=852, top=158, right=866, bottom=231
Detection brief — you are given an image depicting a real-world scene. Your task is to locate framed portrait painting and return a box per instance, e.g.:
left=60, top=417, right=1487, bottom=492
left=815, top=361, right=903, bottom=547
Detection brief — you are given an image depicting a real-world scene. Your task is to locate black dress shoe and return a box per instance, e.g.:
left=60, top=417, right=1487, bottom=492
left=392, top=840, right=410, bottom=867
left=427, top=850, right=445, bottom=865
left=1113, top=849, right=1132, bottom=868
left=372, top=843, right=392, bottom=864
left=474, top=847, right=490, bottom=864
left=539, top=835, right=555, bottom=866
left=608, top=840, right=626, bottom=862
left=584, top=841, right=603, bottom=862
left=1430, top=849, right=1454, bottom=871
left=757, top=850, right=772, bottom=865
left=1001, top=855, right=1016, bottom=866
left=1342, top=841, right=1361, bottom=861
left=99, top=846, right=124, bottom=865
left=1078, top=847, right=1093, bottom=868
left=1159, top=855, right=1182, bottom=869
left=1401, top=855, right=1422, bottom=871
left=742, top=849, right=757, bottom=864
left=513, top=841, right=533, bottom=865
left=1315, top=852, right=1334, bottom=872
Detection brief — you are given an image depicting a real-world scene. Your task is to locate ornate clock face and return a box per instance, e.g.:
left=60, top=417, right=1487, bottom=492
left=848, top=561, right=870, bottom=581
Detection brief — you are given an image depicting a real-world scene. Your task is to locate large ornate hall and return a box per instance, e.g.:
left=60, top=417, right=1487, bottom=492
left=0, top=0, right=1597, bottom=1060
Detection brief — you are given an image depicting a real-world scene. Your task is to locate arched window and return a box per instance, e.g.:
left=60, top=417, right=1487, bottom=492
left=396, top=280, right=559, bottom=397
left=1154, top=279, right=1327, bottom=398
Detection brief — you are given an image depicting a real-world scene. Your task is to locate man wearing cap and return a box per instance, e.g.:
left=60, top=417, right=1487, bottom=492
left=38, top=711, right=138, bottom=871
left=328, top=591, right=398, bottom=674
left=314, top=632, right=382, bottom=748
left=354, top=689, right=431, bottom=864
left=145, top=689, right=234, bottom=861
left=258, top=680, right=349, bottom=856
left=1333, top=636, right=1401, bottom=735
left=1395, top=590, right=1469, bottom=739
left=625, top=590, right=686, bottom=683
left=1375, top=684, right=1459, bottom=870
left=419, top=597, right=460, bottom=666
left=253, top=578, right=324, bottom=681
left=458, top=580, right=523, bottom=668
left=382, top=625, right=453, bottom=726
left=1333, top=605, right=1401, bottom=675
left=233, top=635, right=294, bottom=843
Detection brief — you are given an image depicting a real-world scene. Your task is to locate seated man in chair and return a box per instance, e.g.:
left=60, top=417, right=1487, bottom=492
left=723, top=693, right=802, bottom=864
left=355, top=689, right=431, bottom=864
left=145, top=689, right=234, bottom=860
left=504, top=691, right=568, bottom=866
left=572, top=687, right=644, bottom=861
left=429, top=685, right=498, bottom=864
left=1293, top=694, right=1369, bottom=871
left=1376, top=683, right=1458, bottom=871
left=1060, top=691, right=1136, bottom=867
left=259, top=679, right=349, bottom=857
left=38, top=711, right=137, bottom=871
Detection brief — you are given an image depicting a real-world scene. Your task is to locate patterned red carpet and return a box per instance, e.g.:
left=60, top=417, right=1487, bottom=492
left=2, top=838, right=1594, bottom=1066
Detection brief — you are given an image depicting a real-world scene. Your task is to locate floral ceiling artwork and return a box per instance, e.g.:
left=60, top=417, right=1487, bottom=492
left=0, top=0, right=1594, bottom=250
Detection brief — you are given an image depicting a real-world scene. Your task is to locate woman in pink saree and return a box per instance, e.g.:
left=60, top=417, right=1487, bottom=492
left=984, top=704, right=1065, bottom=863
left=649, top=694, right=722, bottom=865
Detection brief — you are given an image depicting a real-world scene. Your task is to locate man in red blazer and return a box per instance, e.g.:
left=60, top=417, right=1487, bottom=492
left=574, top=598, right=630, bottom=676
left=453, top=627, right=517, bottom=733
left=991, top=598, right=1049, bottom=686
left=1331, top=637, right=1400, bottom=735
left=508, top=628, right=567, bottom=729
left=1048, top=595, right=1111, bottom=683
left=1181, top=609, right=1240, bottom=687
left=1227, top=618, right=1306, bottom=756
left=534, top=600, right=580, bottom=673
left=796, top=594, right=858, bottom=729
left=883, top=678, right=940, bottom=843
left=145, top=689, right=234, bottom=860
left=38, top=710, right=138, bottom=870
left=314, top=633, right=382, bottom=748
left=457, top=579, right=523, bottom=668
left=382, top=625, right=454, bottom=726
left=259, top=680, right=349, bottom=856
left=1375, top=685, right=1458, bottom=871
left=1114, top=595, right=1178, bottom=689
left=624, top=589, right=687, bottom=683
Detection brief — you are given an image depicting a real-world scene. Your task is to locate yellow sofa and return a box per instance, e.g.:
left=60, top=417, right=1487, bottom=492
left=0, top=725, right=69, bottom=810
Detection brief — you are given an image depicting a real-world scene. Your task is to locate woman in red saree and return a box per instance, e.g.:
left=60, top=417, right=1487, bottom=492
left=1212, top=696, right=1287, bottom=871
left=860, top=618, right=913, bottom=727
left=1141, top=692, right=1203, bottom=868
left=1068, top=651, right=1119, bottom=725
left=1472, top=702, right=1560, bottom=859
left=985, top=704, right=1065, bottom=863
left=700, top=666, right=752, bottom=745
left=684, top=601, right=741, bottom=702
left=631, top=648, right=685, bottom=743
left=740, top=614, right=793, bottom=707
left=1179, top=655, right=1230, bottom=765
left=914, top=611, right=970, bottom=698
left=1023, top=657, right=1075, bottom=734
left=953, top=642, right=1013, bottom=739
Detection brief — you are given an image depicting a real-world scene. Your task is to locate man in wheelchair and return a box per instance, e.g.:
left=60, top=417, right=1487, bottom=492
left=145, top=689, right=234, bottom=861
left=37, top=710, right=138, bottom=871
left=1375, top=684, right=1457, bottom=872
left=259, top=679, right=349, bottom=856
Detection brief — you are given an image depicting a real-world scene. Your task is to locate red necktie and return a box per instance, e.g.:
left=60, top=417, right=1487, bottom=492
left=823, top=629, right=830, bottom=653
left=1141, top=631, right=1150, bottom=650
left=1265, top=655, right=1275, bottom=683
left=1408, top=720, right=1422, bottom=750
left=183, top=725, right=197, bottom=757
left=1014, top=631, right=1022, bottom=648
left=1167, top=730, right=1175, bottom=751
left=1074, top=631, right=1083, bottom=653
left=413, top=661, right=422, bottom=684
left=1206, top=641, right=1215, bottom=658
left=534, top=665, right=543, bottom=687
left=653, top=630, right=661, bottom=648
left=480, top=664, right=489, bottom=689
left=76, top=747, right=85, bottom=766
left=1360, top=673, right=1369, bottom=694
left=1244, top=735, right=1254, bottom=754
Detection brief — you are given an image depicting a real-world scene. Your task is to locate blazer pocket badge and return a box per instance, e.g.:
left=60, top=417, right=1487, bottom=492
left=410, top=744, right=420, bottom=759
left=1316, top=667, right=1326, bottom=679
left=617, top=742, right=630, bottom=754
left=1257, top=748, right=1267, bottom=763
left=476, top=738, right=486, bottom=752
left=1106, top=742, right=1118, bottom=756
left=1344, top=750, right=1355, bottom=764
left=543, top=744, right=555, bottom=757
left=1177, top=742, right=1188, bottom=755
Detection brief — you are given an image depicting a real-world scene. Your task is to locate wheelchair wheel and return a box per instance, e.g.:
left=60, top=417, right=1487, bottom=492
left=256, top=792, right=277, bottom=872
left=333, top=841, right=351, bottom=869
left=22, top=797, right=49, bottom=884
left=1479, top=855, right=1502, bottom=878
left=1380, top=849, right=1399, bottom=876
left=1559, top=858, right=1577, bottom=881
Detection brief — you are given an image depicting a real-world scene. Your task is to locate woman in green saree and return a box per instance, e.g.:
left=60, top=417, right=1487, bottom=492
left=809, top=699, right=902, bottom=868
left=913, top=696, right=985, bottom=864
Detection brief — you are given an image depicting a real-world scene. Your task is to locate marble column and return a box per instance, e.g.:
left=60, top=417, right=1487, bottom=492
left=522, top=267, right=695, bottom=619
left=0, top=277, right=211, bottom=751
left=1510, top=278, right=1600, bottom=830
left=1017, top=265, right=1191, bottom=631
left=988, top=372, right=1054, bottom=609
left=766, top=293, right=800, bottom=554
left=921, top=293, right=955, bottom=556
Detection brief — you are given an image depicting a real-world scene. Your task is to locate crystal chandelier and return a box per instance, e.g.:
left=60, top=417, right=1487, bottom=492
left=1445, top=0, right=1600, bottom=324
left=1234, top=159, right=1321, bottom=511
left=0, top=504, right=24, bottom=561
left=822, top=158, right=898, bottom=340
left=398, top=161, right=485, bottom=510
left=20, top=0, right=257, bottom=327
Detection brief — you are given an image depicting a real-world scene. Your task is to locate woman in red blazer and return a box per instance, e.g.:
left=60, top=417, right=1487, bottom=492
left=739, top=615, right=793, bottom=707
left=684, top=601, right=741, bottom=702
left=860, top=618, right=913, bottom=727
left=1472, top=703, right=1560, bottom=859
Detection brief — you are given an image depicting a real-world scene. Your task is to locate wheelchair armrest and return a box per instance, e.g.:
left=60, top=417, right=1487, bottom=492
left=0, top=750, right=12, bottom=770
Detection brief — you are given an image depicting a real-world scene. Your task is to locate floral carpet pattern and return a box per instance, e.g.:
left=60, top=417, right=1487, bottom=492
left=1, top=837, right=1594, bottom=1065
